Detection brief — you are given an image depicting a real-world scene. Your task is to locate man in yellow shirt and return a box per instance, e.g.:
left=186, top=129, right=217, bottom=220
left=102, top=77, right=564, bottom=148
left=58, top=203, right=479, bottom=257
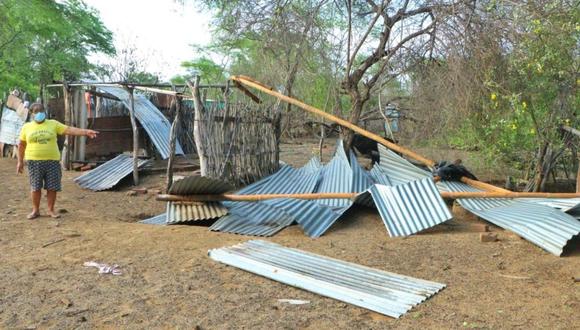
left=17, top=103, right=99, bottom=219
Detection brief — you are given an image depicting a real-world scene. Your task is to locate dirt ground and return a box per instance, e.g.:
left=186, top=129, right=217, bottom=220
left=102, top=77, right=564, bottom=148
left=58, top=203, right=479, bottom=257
left=0, top=140, right=579, bottom=329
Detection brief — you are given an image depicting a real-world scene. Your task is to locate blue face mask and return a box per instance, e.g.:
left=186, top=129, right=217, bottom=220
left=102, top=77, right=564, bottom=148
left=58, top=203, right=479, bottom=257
left=34, top=112, right=46, bottom=122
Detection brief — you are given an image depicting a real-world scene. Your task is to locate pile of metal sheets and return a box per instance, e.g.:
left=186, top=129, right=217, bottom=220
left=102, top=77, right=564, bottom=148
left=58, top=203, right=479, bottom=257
left=209, top=240, right=446, bottom=318
left=210, top=140, right=453, bottom=238
left=74, top=154, right=148, bottom=191
left=374, top=144, right=580, bottom=256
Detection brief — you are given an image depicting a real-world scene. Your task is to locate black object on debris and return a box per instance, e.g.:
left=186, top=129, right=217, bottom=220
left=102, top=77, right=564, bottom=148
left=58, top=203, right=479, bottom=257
left=352, top=133, right=399, bottom=164
left=434, top=159, right=478, bottom=181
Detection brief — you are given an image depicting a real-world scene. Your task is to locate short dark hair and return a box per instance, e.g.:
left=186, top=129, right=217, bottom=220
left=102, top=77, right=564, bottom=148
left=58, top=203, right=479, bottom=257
left=30, top=103, right=44, bottom=113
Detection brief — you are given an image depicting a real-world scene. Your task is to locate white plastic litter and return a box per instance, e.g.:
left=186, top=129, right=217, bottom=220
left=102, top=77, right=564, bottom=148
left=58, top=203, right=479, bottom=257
left=83, top=261, right=122, bottom=275
left=278, top=299, right=310, bottom=305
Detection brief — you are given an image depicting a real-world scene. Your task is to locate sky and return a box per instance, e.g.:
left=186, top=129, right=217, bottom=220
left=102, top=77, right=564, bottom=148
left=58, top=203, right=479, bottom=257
left=85, top=0, right=212, bottom=81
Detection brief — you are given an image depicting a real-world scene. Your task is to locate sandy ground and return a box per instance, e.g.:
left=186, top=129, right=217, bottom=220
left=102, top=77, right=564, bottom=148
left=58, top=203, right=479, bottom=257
left=0, top=141, right=579, bottom=329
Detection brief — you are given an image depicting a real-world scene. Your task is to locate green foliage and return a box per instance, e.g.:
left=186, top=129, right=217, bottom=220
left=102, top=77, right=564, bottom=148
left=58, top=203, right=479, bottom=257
left=181, top=57, right=226, bottom=83
left=446, top=1, right=579, bottom=168
left=0, top=0, right=114, bottom=98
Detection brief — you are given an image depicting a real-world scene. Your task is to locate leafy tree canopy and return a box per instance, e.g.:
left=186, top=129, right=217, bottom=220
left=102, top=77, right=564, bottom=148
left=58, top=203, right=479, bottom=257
left=0, top=0, right=114, bottom=99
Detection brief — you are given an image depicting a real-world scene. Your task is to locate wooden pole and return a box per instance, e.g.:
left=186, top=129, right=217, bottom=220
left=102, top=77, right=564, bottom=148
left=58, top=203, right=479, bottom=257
left=125, top=86, right=139, bottom=185
left=230, top=75, right=436, bottom=168
left=187, top=77, right=208, bottom=176
left=61, top=81, right=72, bottom=170
left=78, top=89, right=87, bottom=162
left=157, top=191, right=580, bottom=202
left=166, top=94, right=182, bottom=192
left=230, top=75, right=528, bottom=195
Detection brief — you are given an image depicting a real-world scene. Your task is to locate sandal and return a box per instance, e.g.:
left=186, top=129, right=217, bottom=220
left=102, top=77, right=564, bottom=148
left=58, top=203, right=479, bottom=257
left=48, top=213, right=61, bottom=219
left=27, top=212, right=40, bottom=220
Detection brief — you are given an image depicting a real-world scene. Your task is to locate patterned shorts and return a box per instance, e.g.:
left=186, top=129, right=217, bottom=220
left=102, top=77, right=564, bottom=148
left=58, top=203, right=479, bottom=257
left=27, top=160, right=62, bottom=191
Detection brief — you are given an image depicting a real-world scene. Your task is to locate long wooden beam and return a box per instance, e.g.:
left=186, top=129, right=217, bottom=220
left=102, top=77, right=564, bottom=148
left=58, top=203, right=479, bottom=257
left=230, top=75, right=436, bottom=167
left=157, top=191, right=580, bottom=202
left=230, top=75, right=527, bottom=195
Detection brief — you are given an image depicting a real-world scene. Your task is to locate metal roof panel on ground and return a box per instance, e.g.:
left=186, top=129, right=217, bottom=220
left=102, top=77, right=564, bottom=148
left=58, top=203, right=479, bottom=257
left=350, top=151, right=375, bottom=207
left=374, top=145, right=580, bottom=255
left=98, top=86, right=184, bottom=159
left=360, top=178, right=453, bottom=237
left=166, top=201, right=228, bottom=224
left=210, top=202, right=295, bottom=236
left=314, top=141, right=353, bottom=208
left=139, top=213, right=166, bottom=225
left=212, top=160, right=323, bottom=237
left=74, top=154, right=148, bottom=191
left=442, top=181, right=580, bottom=256
left=209, top=240, right=445, bottom=318
left=376, top=145, right=433, bottom=185
left=169, top=175, right=234, bottom=195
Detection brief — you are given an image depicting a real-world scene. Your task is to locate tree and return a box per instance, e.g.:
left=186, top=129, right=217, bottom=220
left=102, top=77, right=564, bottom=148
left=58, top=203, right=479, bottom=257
left=94, top=43, right=161, bottom=84
left=0, top=0, right=114, bottom=97
left=409, top=0, right=579, bottom=190
left=197, top=0, right=336, bottom=136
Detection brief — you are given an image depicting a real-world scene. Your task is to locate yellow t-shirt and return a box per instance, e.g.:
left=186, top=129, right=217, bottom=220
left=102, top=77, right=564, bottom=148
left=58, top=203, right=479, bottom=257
left=19, top=120, right=68, bottom=161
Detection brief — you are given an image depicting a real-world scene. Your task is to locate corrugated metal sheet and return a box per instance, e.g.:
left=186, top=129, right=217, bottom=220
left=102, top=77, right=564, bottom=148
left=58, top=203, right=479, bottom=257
left=0, top=107, right=25, bottom=146
left=350, top=151, right=375, bottom=207
left=169, top=175, right=234, bottom=195
left=139, top=213, right=166, bottom=225
left=374, top=147, right=580, bottom=256
left=442, top=181, right=512, bottom=210
left=315, top=141, right=352, bottom=208
left=363, top=178, right=452, bottom=237
left=210, top=202, right=295, bottom=236
left=468, top=203, right=580, bottom=256
left=98, top=86, right=184, bottom=159
left=166, top=201, right=228, bottom=224
left=74, top=154, right=148, bottom=191
left=211, top=162, right=322, bottom=236
left=209, top=240, right=446, bottom=318
left=376, top=145, right=432, bottom=185
left=520, top=198, right=580, bottom=213
left=442, top=181, right=580, bottom=256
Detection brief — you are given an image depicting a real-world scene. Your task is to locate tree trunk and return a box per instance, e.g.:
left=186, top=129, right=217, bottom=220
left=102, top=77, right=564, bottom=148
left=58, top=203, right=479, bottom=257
left=61, top=81, right=72, bottom=170
left=342, top=97, right=365, bottom=152
left=166, top=95, right=181, bottom=192
left=125, top=86, right=139, bottom=186
left=532, top=141, right=549, bottom=192
left=188, top=76, right=208, bottom=176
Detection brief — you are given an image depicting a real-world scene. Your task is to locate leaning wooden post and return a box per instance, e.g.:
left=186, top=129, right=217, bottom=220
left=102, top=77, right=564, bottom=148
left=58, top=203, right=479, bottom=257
left=187, top=77, right=208, bottom=176
left=166, top=93, right=182, bottom=192
left=124, top=85, right=139, bottom=185
left=61, top=81, right=72, bottom=170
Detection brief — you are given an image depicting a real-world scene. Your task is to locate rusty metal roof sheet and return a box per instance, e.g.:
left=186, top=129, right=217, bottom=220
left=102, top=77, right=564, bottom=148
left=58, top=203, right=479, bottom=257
left=74, top=154, right=148, bottom=191
left=98, top=86, right=184, bottom=159
left=209, top=240, right=446, bottom=318
left=166, top=201, right=228, bottom=224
